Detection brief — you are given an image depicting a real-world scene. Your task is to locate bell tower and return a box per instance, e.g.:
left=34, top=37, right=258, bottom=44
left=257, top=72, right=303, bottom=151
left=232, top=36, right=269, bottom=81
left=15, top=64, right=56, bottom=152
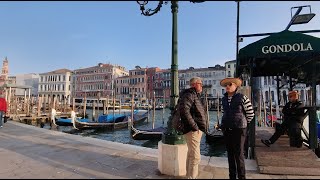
left=1, top=57, right=8, bottom=80
left=0, top=57, right=8, bottom=86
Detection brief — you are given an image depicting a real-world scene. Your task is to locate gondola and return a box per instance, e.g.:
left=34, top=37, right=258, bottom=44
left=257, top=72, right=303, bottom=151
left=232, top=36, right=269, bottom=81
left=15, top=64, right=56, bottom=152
left=205, top=128, right=224, bottom=144
left=72, top=111, right=148, bottom=130
left=205, top=92, right=225, bottom=145
left=54, top=117, right=90, bottom=126
left=130, top=126, right=166, bottom=140
left=51, top=108, right=90, bottom=126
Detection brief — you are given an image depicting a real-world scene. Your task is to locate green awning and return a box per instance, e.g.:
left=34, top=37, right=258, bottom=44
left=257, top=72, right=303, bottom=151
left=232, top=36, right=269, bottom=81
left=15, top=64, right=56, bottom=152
left=239, top=30, right=320, bottom=58
left=237, top=30, right=320, bottom=83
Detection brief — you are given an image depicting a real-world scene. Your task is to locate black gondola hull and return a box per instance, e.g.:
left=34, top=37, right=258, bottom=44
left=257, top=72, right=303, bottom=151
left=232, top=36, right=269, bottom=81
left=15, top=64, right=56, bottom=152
left=205, top=129, right=225, bottom=144
left=131, top=126, right=166, bottom=140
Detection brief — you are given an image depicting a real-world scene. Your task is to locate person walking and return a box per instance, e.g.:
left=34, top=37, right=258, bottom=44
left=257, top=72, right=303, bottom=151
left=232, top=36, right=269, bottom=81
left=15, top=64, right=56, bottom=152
left=261, top=90, right=305, bottom=148
left=219, top=77, right=254, bottom=179
left=179, top=77, right=207, bottom=179
left=0, top=95, right=7, bottom=128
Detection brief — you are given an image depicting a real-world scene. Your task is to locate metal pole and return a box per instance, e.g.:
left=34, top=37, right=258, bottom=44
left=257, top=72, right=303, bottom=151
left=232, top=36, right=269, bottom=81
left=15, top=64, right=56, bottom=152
left=216, top=92, right=220, bottom=127
left=309, top=64, right=318, bottom=150
left=205, top=91, right=209, bottom=131
left=131, top=90, right=134, bottom=128
left=153, top=91, right=155, bottom=129
left=236, top=1, right=240, bottom=63
left=162, top=90, right=165, bottom=125
left=277, top=76, right=281, bottom=106
left=235, top=1, right=240, bottom=77
left=248, top=62, right=255, bottom=159
left=269, top=87, right=273, bottom=127
left=162, top=1, right=185, bottom=145
left=289, top=76, right=293, bottom=91
left=285, top=7, right=303, bottom=30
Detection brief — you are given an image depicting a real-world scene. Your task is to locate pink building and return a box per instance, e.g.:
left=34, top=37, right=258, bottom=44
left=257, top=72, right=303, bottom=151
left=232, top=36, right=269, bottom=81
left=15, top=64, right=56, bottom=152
left=127, top=66, right=148, bottom=103
left=72, top=63, right=128, bottom=99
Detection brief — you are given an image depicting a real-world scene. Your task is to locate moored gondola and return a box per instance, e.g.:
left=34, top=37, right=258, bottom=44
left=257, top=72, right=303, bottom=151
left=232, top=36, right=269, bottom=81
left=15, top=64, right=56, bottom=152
left=72, top=111, right=148, bottom=130
left=205, top=128, right=224, bottom=144
left=131, top=126, right=166, bottom=140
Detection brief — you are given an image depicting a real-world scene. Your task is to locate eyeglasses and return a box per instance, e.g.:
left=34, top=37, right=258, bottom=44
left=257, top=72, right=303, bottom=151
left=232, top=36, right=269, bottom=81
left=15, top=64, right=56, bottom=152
left=195, top=82, right=203, bottom=86
left=226, top=83, right=233, bottom=87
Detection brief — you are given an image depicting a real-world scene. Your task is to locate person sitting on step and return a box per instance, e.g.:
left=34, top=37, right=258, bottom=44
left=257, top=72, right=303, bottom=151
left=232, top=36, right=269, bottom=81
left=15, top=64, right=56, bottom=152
left=261, top=90, right=305, bottom=148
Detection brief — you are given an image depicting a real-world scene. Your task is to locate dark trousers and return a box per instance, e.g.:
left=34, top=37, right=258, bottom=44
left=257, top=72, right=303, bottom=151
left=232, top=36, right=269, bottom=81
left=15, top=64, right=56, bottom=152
left=269, top=120, right=303, bottom=147
left=269, top=121, right=288, bottom=144
left=289, top=127, right=303, bottom=147
left=224, top=128, right=247, bottom=179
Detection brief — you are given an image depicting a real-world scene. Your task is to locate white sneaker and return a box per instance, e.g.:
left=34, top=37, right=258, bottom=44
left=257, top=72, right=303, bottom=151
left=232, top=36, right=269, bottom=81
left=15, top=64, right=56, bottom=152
left=187, top=176, right=197, bottom=179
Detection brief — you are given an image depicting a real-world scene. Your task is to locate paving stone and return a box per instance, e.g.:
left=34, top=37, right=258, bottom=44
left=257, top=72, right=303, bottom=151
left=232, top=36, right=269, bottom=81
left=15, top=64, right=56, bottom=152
left=1, top=121, right=320, bottom=179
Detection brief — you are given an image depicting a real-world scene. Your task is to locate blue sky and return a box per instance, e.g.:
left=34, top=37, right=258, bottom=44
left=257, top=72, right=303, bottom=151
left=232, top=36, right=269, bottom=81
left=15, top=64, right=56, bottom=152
left=0, top=1, right=319, bottom=75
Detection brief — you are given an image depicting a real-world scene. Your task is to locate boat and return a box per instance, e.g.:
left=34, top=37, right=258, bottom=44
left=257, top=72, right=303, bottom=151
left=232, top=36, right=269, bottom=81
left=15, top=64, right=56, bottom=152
left=131, top=126, right=166, bottom=140
left=205, top=92, right=224, bottom=145
left=154, top=104, right=164, bottom=110
left=51, top=108, right=90, bottom=126
left=54, top=116, right=90, bottom=126
left=137, top=103, right=152, bottom=110
left=205, top=128, right=224, bottom=144
left=72, top=110, right=148, bottom=130
left=97, top=114, right=127, bottom=123
left=120, top=103, right=131, bottom=109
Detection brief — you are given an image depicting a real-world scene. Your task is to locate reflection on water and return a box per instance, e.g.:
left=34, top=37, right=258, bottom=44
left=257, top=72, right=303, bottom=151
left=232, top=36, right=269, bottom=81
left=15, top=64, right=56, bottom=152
left=43, top=108, right=227, bottom=157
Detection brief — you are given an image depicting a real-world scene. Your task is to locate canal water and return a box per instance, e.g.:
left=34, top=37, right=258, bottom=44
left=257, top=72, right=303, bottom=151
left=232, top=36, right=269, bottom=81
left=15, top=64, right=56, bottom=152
left=44, top=108, right=227, bottom=157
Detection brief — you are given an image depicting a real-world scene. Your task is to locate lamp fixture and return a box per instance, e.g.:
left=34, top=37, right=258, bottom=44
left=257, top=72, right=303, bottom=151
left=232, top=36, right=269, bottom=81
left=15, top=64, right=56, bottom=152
left=291, top=13, right=315, bottom=25
left=286, top=5, right=316, bottom=30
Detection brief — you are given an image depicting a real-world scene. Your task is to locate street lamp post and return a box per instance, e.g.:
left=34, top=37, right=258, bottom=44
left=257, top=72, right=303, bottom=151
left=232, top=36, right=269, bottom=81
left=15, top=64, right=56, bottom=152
left=137, top=0, right=204, bottom=144
left=137, top=0, right=204, bottom=176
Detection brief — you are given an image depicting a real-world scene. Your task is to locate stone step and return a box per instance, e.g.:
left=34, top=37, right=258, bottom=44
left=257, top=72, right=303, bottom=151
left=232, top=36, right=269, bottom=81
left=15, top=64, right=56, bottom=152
left=259, top=165, right=320, bottom=176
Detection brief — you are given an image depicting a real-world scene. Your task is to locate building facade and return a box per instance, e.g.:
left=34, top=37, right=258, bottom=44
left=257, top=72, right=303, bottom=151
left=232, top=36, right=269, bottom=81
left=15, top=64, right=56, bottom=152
left=225, top=60, right=236, bottom=78
left=38, top=69, right=72, bottom=104
left=72, top=63, right=128, bottom=100
left=0, top=57, right=9, bottom=94
left=180, top=65, right=226, bottom=97
left=115, top=75, right=130, bottom=103
left=15, top=73, right=39, bottom=96
left=127, top=66, right=148, bottom=103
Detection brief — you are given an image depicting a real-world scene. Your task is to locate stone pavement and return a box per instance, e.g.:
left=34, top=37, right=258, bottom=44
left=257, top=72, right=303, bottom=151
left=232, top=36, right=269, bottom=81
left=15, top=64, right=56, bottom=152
left=0, top=121, right=319, bottom=179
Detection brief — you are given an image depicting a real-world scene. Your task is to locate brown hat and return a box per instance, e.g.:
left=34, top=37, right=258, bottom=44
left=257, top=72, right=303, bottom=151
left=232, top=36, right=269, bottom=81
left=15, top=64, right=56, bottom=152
left=220, top=78, right=242, bottom=87
left=288, top=90, right=299, bottom=96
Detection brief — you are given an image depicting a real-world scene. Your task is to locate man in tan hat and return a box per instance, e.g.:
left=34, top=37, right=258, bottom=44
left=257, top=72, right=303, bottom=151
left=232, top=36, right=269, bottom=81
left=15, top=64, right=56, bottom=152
left=261, top=90, right=305, bottom=148
left=219, top=77, right=254, bottom=179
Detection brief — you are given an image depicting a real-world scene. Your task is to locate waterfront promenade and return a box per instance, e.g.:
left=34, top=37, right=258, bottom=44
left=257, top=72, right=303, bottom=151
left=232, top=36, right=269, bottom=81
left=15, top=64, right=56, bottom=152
left=0, top=121, right=319, bottom=179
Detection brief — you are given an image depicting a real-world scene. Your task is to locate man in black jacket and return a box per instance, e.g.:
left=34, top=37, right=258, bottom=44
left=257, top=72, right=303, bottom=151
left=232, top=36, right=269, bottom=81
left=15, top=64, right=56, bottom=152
left=261, top=90, right=305, bottom=148
left=219, top=77, right=254, bottom=179
left=179, top=77, right=207, bottom=179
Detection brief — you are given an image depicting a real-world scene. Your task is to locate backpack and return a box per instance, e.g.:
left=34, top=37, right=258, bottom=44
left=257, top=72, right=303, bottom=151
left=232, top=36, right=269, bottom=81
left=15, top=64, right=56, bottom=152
left=172, top=100, right=185, bottom=134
